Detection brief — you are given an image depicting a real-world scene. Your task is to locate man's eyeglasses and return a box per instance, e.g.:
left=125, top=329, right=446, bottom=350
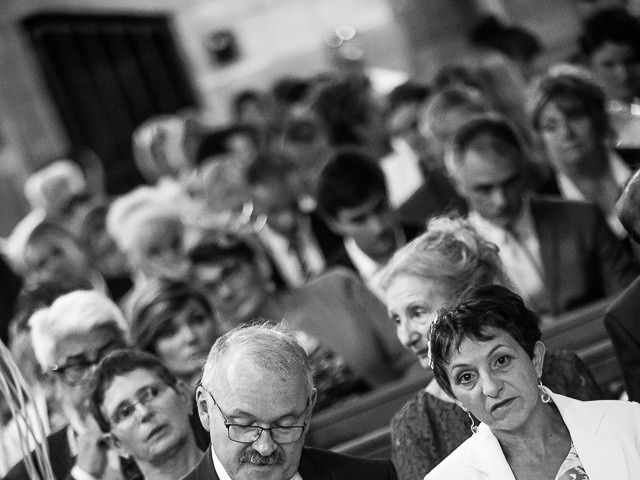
left=51, top=341, right=125, bottom=386
left=109, top=383, right=170, bottom=426
left=202, top=388, right=307, bottom=444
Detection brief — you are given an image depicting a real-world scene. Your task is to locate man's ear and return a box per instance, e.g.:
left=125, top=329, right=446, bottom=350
left=195, top=387, right=211, bottom=433
left=532, top=340, right=546, bottom=380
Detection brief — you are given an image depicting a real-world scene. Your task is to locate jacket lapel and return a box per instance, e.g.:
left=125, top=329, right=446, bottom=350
left=467, top=424, right=516, bottom=480
left=193, top=446, right=220, bottom=480
left=550, top=392, right=629, bottom=480
left=298, top=448, right=331, bottom=480
left=530, top=199, right=560, bottom=314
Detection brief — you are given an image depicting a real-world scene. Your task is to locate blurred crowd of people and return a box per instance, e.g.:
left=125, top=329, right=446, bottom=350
left=3, top=5, right=640, bottom=480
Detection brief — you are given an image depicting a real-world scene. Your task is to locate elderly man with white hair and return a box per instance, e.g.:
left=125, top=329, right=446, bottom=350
left=3, top=290, right=138, bottom=480
left=189, top=323, right=399, bottom=480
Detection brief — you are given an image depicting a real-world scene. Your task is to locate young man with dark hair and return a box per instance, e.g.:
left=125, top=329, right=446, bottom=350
left=316, top=149, right=422, bottom=296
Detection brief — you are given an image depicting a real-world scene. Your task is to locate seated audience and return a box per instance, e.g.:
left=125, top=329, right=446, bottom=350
left=128, top=278, right=221, bottom=387
left=446, top=114, right=638, bottom=315
left=4, top=290, right=137, bottom=480
left=376, top=216, right=603, bottom=480
left=189, top=323, right=399, bottom=480
left=88, top=350, right=203, bottom=480
left=426, top=285, right=640, bottom=480
left=188, top=233, right=420, bottom=391
left=529, top=64, right=632, bottom=237
left=605, top=167, right=640, bottom=401
left=316, top=149, right=423, bottom=296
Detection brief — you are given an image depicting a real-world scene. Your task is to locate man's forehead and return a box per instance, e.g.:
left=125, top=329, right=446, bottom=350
left=336, top=193, right=387, bottom=222
left=460, top=147, right=520, bottom=185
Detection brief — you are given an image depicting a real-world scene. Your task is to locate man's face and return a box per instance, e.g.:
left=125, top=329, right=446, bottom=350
left=192, top=255, right=268, bottom=327
left=101, top=368, right=193, bottom=464
left=387, top=102, right=429, bottom=158
left=51, top=325, right=127, bottom=424
left=331, top=194, right=399, bottom=262
left=589, top=40, right=638, bottom=103
left=197, top=354, right=314, bottom=480
left=455, top=142, right=525, bottom=228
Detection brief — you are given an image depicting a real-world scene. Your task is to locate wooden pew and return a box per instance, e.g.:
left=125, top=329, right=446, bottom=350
left=542, top=296, right=621, bottom=393
left=316, top=297, right=623, bottom=459
left=306, top=373, right=429, bottom=450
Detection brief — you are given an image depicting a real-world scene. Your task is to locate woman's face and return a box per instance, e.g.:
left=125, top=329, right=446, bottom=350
left=445, top=327, right=544, bottom=433
left=153, top=299, right=219, bottom=379
left=385, top=274, right=451, bottom=368
left=589, top=41, right=638, bottom=103
left=537, top=100, right=600, bottom=174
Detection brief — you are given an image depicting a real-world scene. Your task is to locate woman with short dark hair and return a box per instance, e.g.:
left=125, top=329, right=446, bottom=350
left=426, top=284, right=640, bottom=480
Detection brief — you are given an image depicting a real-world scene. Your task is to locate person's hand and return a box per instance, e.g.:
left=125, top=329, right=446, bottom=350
left=75, top=416, right=109, bottom=478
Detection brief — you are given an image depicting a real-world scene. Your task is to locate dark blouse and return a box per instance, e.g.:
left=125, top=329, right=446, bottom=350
left=390, top=350, right=604, bottom=480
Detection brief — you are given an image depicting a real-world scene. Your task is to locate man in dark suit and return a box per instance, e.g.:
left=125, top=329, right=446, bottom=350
left=604, top=168, right=640, bottom=401
left=188, top=324, right=398, bottom=480
left=447, top=114, right=638, bottom=316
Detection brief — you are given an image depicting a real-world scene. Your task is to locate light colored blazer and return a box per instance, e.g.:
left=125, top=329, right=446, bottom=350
left=425, top=389, right=640, bottom=480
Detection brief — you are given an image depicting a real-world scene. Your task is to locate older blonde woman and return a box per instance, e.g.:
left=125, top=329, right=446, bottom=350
left=376, top=216, right=603, bottom=480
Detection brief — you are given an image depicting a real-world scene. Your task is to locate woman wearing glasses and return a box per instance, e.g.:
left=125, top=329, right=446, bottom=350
left=89, top=349, right=203, bottom=480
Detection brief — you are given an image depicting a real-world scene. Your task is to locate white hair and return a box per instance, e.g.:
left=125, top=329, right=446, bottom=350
left=24, top=160, right=87, bottom=214
left=29, top=290, right=130, bottom=370
left=106, top=183, right=186, bottom=253
left=201, top=323, right=313, bottom=392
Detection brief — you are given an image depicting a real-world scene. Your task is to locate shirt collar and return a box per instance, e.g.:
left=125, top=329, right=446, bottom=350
left=211, top=447, right=302, bottom=480
left=344, top=238, right=384, bottom=280
left=468, top=195, right=533, bottom=243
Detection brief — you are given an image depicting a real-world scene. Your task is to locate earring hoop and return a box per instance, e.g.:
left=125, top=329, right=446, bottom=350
left=466, top=411, right=478, bottom=434
left=538, top=378, right=551, bottom=404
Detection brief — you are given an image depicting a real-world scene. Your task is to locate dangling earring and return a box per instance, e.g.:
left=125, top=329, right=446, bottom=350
left=538, top=378, right=551, bottom=403
left=466, top=411, right=478, bottom=434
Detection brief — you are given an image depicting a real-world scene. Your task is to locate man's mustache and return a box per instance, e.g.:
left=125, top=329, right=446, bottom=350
left=240, top=449, right=285, bottom=465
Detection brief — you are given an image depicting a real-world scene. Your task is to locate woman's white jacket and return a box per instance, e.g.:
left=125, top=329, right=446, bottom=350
left=425, top=389, right=640, bottom=480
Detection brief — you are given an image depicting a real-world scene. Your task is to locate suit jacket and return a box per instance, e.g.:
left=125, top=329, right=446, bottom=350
left=181, top=446, right=397, bottom=480
left=395, top=169, right=467, bottom=229
left=3, top=427, right=142, bottom=480
left=604, top=276, right=640, bottom=402
left=426, top=390, right=640, bottom=480
left=530, top=197, right=639, bottom=315
left=262, top=267, right=421, bottom=387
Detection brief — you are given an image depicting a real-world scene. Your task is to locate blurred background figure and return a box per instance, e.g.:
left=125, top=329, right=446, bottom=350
left=579, top=7, right=640, bottom=147
left=529, top=64, right=633, bottom=238
left=129, top=278, right=221, bottom=387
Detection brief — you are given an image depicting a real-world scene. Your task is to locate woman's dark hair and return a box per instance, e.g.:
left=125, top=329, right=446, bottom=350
left=429, top=284, right=541, bottom=398
left=129, top=278, right=216, bottom=354
left=529, top=64, right=611, bottom=142
left=88, top=349, right=179, bottom=432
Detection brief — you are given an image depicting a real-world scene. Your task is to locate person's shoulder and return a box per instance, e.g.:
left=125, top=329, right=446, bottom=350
left=531, top=196, right=600, bottom=217
left=301, top=447, right=396, bottom=479
left=555, top=392, right=640, bottom=428
left=301, top=266, right=361, bottom=293
left=606, top=276, right=640, bottom=320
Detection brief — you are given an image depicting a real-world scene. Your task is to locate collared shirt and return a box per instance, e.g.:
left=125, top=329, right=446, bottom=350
left=469, top=200, right=550, bottom=313
left=555, top=150, right=631, bottom=238
left=344, top=238, right=388, bottom=301
left=211, top=445, right=303, bottom=480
